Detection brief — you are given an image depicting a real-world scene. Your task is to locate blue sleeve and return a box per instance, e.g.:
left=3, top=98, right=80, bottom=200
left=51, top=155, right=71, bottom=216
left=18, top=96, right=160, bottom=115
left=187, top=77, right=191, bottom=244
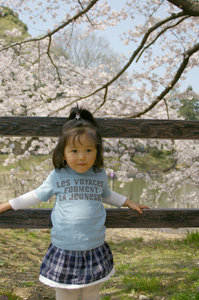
left=35, top=170, right=55, bottom=202
left=101, top=169, right=111, bottom=198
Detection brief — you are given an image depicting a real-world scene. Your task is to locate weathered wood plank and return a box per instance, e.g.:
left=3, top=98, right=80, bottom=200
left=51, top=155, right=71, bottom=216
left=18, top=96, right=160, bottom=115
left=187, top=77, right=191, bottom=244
left=0, top=117, right=199, bottom=139
left=0, top=208, right=199, bottom=229
left=105, top=208, right=199, bottom=228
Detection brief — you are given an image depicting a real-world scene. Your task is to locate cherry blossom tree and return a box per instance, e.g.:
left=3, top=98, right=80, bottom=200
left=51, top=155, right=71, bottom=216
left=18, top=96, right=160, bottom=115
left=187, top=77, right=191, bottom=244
left=0, top=0, right=199, bottom=207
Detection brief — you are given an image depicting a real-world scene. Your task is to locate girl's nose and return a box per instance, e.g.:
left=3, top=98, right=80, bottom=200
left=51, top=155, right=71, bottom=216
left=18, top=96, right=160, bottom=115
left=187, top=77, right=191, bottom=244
left=79, top=152, right=86, bottom=160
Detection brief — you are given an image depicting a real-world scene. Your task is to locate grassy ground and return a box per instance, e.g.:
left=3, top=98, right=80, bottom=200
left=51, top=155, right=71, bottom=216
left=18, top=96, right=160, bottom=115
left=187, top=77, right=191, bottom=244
left=0, top=229, right=199, bottom=300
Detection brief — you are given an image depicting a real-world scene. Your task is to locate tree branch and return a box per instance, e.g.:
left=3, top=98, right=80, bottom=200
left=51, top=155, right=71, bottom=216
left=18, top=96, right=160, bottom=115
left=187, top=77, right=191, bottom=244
left=64, top=11, right=186, bottom=103
left=46, top=36, right=62, bottom=84
left=136, top=16, right=189, bottom=62
left=98, top=11, right=186, bottom=90
left=131, top=42, right=199, bottom=118
left=164, top=98, right=170, bottom=119
left=93, top=86, right=108, bottom=114
left=167, top=0, right=199, bottom=16
left=37, top=10, right=190, bottom=115
left=0, top=0, right=99, bottom=52
left=77, top=0, right=94, bottom=26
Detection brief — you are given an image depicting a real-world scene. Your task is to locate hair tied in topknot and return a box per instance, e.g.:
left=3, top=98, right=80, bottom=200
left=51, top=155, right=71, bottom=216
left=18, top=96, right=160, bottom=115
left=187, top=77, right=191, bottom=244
left=68, top=106, right=98, bottom=127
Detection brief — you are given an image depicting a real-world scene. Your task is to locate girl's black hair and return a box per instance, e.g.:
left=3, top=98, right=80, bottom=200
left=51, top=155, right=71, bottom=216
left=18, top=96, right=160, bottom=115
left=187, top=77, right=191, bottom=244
left=53, top=106, right=103, bottom=172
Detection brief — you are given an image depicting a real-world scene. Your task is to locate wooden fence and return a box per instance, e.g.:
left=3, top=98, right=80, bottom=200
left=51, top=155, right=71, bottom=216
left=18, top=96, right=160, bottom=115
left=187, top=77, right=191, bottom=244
left=0, top=116, right=199, bottom=229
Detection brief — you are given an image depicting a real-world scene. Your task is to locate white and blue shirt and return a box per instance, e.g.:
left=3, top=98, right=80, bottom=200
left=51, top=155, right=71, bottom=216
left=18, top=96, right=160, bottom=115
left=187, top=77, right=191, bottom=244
left=9, top=167, right=127, bottom=251
left=36, top=167, right=111, bottom=251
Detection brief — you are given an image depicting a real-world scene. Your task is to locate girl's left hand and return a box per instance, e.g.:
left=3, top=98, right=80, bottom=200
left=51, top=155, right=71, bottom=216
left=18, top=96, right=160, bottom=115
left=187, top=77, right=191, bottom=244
left=122, top=198, right=150, bottom=214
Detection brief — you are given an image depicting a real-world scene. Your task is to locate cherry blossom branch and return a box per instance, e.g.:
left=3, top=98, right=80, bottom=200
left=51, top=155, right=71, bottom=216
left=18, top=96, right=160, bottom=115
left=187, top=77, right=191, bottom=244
left=53, top=11, right=187, bottom=105
left=136, top=16, right=189, bottom=62
left=47, top=35, right=62, bottom=83
left=168, top=168, right=199, bottom=193
left=93, top=87, right=108, bottom=114
left=77, top=0, right=94, bottom=26
left=94, top=11, right=186, bottom=92
left=130, top=42, right=199, bottom=118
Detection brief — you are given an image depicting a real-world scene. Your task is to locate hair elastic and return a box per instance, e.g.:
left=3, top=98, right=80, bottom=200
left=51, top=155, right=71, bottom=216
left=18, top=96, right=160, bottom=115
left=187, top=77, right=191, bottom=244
left=75, top=113, right=81, bottom=120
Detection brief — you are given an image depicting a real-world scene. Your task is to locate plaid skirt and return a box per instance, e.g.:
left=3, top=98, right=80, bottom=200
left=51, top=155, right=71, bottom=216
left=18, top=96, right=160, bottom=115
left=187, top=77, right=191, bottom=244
left=39, top=242, right=114, bottom=288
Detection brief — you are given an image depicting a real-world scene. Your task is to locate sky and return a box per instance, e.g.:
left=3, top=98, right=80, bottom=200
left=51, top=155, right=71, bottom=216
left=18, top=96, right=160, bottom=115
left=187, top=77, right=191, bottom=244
left=16, top=0, right=199, bottom=93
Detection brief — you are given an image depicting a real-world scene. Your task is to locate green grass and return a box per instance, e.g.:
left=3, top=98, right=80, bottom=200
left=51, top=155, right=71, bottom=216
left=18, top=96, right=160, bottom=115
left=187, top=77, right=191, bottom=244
left=171, top=290, right=199, bottom=300
left=101, top=232, right=199, bottom=299
left=184, top=230, right=199, bottom=244
left=0, top=291, right=23, bottom=300
left=1, top=229, right=198, bottom=300
left=123, top=274, right=162, bottom=293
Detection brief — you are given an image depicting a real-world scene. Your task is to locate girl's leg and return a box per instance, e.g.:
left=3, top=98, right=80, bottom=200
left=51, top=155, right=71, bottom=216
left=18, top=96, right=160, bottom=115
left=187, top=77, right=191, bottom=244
left=81, top=283, right=100, bottom=300
left=56, top=288, right=80, bottom=300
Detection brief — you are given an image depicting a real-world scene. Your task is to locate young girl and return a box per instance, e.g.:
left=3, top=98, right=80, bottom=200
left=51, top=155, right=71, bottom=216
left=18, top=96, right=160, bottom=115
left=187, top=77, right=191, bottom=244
left=0, top=107, right=149, bottom=300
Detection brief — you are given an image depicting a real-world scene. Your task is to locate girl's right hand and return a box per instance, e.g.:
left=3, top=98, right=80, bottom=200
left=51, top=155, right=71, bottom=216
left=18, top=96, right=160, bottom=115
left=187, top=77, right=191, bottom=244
left=0, top=202, right=12, bottom=213
left=122, top=198, right=150, bottom=213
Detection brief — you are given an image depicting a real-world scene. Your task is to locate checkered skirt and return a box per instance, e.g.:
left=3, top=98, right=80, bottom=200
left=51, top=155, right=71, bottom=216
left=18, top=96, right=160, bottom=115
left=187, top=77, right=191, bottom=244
left=40, top=242, right=114, bottom=286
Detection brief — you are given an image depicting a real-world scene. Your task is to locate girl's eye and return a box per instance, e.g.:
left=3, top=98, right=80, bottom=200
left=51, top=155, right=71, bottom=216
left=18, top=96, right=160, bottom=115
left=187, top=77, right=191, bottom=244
left=71, top=150, right=77, bottom=153
left=87, top=149, right=92, bottom=152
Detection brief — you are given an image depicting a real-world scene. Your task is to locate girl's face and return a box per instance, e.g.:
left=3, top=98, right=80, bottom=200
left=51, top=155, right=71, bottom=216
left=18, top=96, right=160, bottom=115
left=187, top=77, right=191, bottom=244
left=63, top=132, right=97, bottom=173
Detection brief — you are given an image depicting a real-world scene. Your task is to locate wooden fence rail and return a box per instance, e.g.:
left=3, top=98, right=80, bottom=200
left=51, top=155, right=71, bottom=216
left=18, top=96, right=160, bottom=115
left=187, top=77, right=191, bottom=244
left=0, top=117, right=199, bottom=229
left=0, top=208, right=199, bottom=229
left=0, top=116, right=199, bottom=139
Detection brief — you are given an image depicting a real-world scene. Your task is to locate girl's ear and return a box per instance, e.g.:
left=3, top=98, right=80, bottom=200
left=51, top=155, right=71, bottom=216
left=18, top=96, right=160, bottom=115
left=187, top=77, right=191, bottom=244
left=62, top=159, right=67, bottom=166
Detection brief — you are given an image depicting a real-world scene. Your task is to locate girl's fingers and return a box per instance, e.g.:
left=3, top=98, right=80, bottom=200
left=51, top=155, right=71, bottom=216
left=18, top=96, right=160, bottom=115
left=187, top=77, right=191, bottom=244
left=136, top=205, right=150, bottom=213
left=139, top=205, right=150, bottom=209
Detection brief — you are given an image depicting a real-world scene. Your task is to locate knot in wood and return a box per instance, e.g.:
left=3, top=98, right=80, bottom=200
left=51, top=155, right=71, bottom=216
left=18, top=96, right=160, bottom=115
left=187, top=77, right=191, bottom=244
left=171, top=126, right=183, bottom=137
left=140, top=125, right=150, bottom=135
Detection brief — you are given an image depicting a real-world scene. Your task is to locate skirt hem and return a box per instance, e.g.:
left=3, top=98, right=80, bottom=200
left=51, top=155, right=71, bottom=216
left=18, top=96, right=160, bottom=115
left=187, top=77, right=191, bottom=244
left=39, top=268, right=115, bottom=289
